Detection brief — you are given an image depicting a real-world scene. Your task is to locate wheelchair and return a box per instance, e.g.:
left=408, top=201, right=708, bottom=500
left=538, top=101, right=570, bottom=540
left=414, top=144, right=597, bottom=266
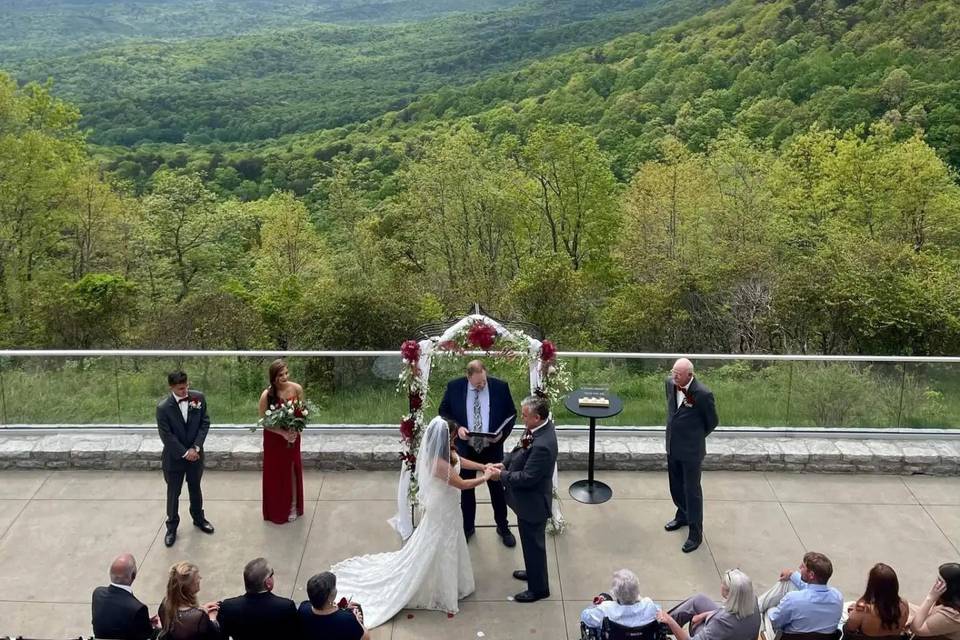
left=580, top=617, right=669, bottom=640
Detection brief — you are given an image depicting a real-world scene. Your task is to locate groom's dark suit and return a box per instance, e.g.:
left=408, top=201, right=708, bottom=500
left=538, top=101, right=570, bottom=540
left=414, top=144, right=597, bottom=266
left=501, top=419, right=558, bottom=595
left=438, top=376, right=516, bottom=534
left=665, top=377, right=718, bottom=541
left=157, top=391, right=210, bottom=531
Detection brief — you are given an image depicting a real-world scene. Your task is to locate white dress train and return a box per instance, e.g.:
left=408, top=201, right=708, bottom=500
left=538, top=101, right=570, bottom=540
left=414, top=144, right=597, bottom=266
left=331, top=459, right=475, bottom=628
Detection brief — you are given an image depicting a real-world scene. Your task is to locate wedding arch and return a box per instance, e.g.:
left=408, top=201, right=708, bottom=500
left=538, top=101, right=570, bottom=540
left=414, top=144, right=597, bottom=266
left=389, top=311, right=568, bottom=539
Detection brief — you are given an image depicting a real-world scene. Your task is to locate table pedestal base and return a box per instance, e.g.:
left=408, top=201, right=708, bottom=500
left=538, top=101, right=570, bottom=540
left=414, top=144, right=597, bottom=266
left=569, top=479, right=612, bottom=504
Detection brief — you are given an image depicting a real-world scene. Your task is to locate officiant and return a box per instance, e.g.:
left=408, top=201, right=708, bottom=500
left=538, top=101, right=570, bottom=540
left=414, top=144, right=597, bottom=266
left=438, top=359, right=517, bottom=547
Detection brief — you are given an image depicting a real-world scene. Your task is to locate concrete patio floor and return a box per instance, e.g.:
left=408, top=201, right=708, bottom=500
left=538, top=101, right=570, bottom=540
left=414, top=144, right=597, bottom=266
left=1, top=469, right=959, bottom=639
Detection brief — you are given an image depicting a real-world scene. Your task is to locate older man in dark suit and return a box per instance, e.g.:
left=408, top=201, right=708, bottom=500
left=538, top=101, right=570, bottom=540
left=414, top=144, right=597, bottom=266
left=157, top=369, right=214, bottom=548
left=438, top=359, right=517, bottom=547
left=489, top=394, right=558, bottom=603
left=91, top=553, right=159, bottom=640
left=664, top=357, right=718, bottom=553
left=219, top=557, right=299, bottom=640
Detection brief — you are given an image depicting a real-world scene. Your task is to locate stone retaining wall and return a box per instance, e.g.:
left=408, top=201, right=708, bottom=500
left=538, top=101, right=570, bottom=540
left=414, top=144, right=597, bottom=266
left=1, top=429, right=958, bottom=475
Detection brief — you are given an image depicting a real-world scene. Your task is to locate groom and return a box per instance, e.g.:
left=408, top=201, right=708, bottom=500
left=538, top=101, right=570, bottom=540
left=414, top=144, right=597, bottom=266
left=157, top=370, right=215, bottom=548
left=489, top=394, right=557, bottom=603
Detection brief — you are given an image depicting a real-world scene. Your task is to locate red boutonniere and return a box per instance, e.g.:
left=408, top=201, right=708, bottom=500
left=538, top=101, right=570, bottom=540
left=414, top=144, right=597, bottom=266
left=677, top=386, right=694, bottom=408
left=187, top=397, right=202, bottom=410
left=520, top=430, right=534, bottom=449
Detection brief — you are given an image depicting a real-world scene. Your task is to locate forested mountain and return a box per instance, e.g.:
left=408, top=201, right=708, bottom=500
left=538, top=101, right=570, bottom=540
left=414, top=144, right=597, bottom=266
left=0, top=0, right=528, bottom=60
left=5, top=0, right=725, bottom=144
left=2, top=0, right=960, bottom=360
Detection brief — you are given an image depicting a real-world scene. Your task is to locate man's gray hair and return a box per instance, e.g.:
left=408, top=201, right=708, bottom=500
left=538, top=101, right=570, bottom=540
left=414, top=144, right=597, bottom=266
left=521, top=395, right=550, bottom=420
left=722, top=569, right=757, bottom=618
left=610, top=568, right=641, bottom=605
left=243, top=557, right=273, bottom=593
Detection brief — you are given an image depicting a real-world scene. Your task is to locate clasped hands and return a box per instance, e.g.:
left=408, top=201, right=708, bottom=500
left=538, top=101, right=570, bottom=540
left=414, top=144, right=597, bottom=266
left=184, top=448, right=200, bottom=462
left=483, top=463, right=504, bottom=481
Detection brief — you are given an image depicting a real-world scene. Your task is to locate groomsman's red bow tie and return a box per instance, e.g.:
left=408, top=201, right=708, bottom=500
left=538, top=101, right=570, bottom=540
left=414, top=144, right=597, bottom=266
left=177, top=397, right=189, bottom=403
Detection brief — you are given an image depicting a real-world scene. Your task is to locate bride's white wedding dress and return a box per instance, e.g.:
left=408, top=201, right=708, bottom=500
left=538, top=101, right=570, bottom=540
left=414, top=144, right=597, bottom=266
left=331, top=417, right=475, bottom=628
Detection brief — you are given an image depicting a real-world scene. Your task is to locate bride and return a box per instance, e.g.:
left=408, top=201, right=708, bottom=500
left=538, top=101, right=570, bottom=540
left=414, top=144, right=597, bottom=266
left=331, top=416, right=493, bottom=628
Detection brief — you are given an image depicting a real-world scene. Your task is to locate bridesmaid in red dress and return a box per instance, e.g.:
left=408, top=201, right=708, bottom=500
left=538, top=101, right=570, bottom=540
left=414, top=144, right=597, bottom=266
left=259, top=359, right=305, bottom=524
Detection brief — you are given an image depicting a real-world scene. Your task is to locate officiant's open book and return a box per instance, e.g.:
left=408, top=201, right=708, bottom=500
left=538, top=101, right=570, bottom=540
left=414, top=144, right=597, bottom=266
left=466, top=414, right=515, bottom=452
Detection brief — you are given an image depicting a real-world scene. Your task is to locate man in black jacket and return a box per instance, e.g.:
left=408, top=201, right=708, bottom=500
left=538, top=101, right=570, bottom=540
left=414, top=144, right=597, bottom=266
left=91, top=553, right=158, bottom=640
left=218, top=557, right=299, bottom=640
left=157, top=370, right=215, bottom=547
left=664, top=358, right=719, bottom=553
left=438, top=359, right=517, bottom=547
left=489, top=394, right=558, bottom=603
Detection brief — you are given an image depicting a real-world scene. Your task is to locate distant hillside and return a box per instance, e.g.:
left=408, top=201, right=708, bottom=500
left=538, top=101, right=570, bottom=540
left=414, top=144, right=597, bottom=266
left=0, top=0, right=527, bottom=60
left=6, top=0, right=726, bottom=145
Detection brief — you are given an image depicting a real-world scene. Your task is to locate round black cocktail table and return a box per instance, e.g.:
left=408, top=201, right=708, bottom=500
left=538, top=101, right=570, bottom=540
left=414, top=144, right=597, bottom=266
left=564, top=389, right=623, bottom=504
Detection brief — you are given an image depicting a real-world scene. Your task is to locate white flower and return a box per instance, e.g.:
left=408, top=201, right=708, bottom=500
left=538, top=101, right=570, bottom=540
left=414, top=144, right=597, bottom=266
left=265, top=409, right=272, bottom=416
left=302, top=410, right=309, bottom=416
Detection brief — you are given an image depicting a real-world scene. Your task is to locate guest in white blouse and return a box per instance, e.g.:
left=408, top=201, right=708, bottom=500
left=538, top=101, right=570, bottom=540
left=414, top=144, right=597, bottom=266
left=581, top=569, right=660, bottom=632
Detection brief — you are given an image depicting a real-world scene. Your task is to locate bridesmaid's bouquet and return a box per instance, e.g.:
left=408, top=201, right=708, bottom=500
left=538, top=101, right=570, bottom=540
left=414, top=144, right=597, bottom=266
left=254, top=398, right=317, bottom=445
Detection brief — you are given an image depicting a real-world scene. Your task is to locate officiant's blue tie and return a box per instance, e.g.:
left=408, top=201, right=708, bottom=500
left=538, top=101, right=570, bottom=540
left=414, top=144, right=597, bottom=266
left=472, top=388, right=482, bottom=431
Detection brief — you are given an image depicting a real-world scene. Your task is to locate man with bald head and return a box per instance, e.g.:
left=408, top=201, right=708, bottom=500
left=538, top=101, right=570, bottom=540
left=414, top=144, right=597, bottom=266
left=438, top=359, right=517, bottom=547
left=92, top=553, right=159, bottom=639
left=664, top=358, right=718, bottom=553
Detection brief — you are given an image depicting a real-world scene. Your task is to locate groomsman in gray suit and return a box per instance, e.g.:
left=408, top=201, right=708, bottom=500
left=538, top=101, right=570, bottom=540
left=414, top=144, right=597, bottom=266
left=663, top=358, right=718, bottom=553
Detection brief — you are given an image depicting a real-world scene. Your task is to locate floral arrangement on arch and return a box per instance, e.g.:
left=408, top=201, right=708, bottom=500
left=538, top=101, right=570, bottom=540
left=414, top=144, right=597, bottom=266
left=396, top=317, right=569, bottom=533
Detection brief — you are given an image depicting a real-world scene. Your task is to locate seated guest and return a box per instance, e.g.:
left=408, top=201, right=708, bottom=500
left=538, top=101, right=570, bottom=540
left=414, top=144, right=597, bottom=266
left=843, top=563, right=909, bottom=637
left=299, top=571, right=370, bottom=640
left=157, top=562, right=221, bottom=640
left=219, top=557, right=298, bottom=639
left=580, top=568, right=660, bottom=632
left=92, top=553, right=160, bottom=640
left=758, top=551, right=843, bottom=640
left=910, top=562, right=960, bottom=640
left=657, top=569, right=761, bottom=640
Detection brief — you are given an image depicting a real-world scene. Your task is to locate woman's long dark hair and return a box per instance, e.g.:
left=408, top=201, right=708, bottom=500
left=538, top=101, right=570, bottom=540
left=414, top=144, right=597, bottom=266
left=267, top=359, right=287, bottom=405
left=938, top=562, right=960, bottom=611
left=859, top=563, right=903, bottom=630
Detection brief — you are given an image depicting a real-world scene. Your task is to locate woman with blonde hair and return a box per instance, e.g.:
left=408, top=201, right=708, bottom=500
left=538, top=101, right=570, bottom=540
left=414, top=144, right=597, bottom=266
left=658, top=569, right=761, bottom=640
left=157, top=562, right=220, bottom=639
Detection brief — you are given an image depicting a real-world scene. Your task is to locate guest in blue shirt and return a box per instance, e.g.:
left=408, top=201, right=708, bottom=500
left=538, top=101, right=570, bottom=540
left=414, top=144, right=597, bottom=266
left=758, top=552, right=843, bottom=640
left=581, top=569, right=661, bottom=634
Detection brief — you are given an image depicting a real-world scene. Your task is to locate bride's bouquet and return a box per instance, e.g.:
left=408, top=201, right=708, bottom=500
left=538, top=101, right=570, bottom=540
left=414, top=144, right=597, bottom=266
left=254, top=398, right=317, bottom=446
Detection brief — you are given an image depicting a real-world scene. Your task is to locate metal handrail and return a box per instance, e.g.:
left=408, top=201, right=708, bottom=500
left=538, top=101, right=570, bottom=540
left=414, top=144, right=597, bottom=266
left=1, top=349, right=959, bottom=363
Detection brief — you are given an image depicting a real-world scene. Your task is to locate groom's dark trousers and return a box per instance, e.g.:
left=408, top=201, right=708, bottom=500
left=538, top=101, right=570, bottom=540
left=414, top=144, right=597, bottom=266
left=157, top=392, right=210, bottom=531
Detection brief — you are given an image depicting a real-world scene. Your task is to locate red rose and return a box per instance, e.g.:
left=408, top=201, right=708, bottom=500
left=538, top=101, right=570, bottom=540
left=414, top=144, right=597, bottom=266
left=399, top=417, right=415, bottom=440
left=408, top=393, right=423, bottom=410
left=540, top=340, right=557, bottom=363
left=337, top=597, right=348, bottom=609
left=466, top=321, right=497, bottom=350
left=400, top=340, right=420, bottom=363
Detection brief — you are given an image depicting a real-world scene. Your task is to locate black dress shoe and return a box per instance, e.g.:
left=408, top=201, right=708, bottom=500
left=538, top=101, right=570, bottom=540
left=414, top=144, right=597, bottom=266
left=664, top=519, right=688, bottom=532
left=464, top=528, right=475, bottom=541
left=514, top=590, right=549, bottom=602
left=498, top=527, right=517, bottom=548
left=512, top=570, right=527, bottom=581
left=682, top=538, right=701, bottom=553
left=164, top=530, right=177, bottom=547
left=194, top=520, right=215, bottom=534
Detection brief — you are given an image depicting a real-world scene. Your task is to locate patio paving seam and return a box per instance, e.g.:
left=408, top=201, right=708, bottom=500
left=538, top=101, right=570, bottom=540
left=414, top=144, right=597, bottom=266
left=901, top=479, right=960, bottom=557
left=0, top=499, right=29, bottom=543
left=291, top=473, right=325, bottom=601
